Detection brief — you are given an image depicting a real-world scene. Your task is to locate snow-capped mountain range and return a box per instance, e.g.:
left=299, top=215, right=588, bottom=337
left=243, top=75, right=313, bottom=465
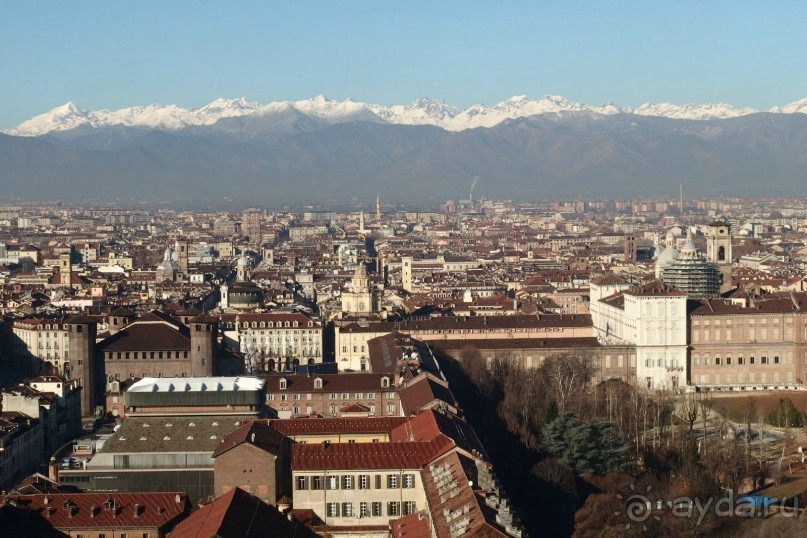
left=7, top=95, right=807, bottom=137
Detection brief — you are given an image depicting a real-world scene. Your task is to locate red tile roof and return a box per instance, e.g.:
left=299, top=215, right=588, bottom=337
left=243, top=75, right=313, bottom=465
left=399, top=376, right=457, bottom=416
left=167, top=488, right=310, bottom=538
left=292, top=434, right=455, bottom=471
left=0, top=492, right=188, bottom=532
left=212, top=420, right=287, bottom=459
left=263, top=416, right=407, bottom=436
left=391, top=510, right=433, bottom=538
left=391, top=410, right=487, bottom=458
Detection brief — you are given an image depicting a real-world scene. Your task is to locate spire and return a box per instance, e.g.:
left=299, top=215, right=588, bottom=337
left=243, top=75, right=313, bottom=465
left=376, top=195, right=381, bottom=222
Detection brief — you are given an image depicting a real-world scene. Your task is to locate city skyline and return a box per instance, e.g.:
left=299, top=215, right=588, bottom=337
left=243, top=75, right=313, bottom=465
left=3, top=1, right=807, bottom=130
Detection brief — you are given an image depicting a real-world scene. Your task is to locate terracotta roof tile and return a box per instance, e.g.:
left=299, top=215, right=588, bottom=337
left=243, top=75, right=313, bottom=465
left=292, top=434, right=454, bottom=471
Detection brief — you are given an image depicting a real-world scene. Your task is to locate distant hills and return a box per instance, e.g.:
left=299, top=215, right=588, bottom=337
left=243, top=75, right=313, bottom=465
left=2, top=96, right=807, bottom=203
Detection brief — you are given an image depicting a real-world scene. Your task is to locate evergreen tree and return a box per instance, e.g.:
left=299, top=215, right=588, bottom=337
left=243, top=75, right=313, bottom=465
left=542, top=412, right=631, bottom=475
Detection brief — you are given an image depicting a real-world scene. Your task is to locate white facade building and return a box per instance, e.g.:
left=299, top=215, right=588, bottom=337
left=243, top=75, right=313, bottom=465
left=591, top=280, right=688, bottom=389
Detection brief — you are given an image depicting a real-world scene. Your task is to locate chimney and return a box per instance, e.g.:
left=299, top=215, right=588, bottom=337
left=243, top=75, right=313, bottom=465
left=175, top=494, right=181, bottom=504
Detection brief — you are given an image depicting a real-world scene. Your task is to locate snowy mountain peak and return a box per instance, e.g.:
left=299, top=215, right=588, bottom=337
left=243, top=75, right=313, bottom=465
left=769, top=98, right=807, bottom=114
left=6, top=95, right=807, bottom=137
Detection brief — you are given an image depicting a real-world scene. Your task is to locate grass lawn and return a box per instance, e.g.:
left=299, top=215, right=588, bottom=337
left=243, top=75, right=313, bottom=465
left=706, top=391, right=807, bottom=423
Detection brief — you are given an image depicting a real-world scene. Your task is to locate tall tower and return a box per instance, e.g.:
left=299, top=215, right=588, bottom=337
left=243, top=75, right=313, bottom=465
left=189, top=314, right=217, bottom=377
left=236, top=252, right=250, bottom=282
left=59, top=253, right=73, bottom=288
left=242, top=208, right=263, bottom=243
left=623, top=234, right=637, bottom=264
left=375, top=195, right=381, bottom=223
left=174, top=238, right=190, bottom=277
left=107, top=307, right=135, bottom=336
left=220, top=283, right=230, bottom=309
left=65, top=315, right=99, bottom=417
left=359, top=211, right=365, bottom=233
left=401, top=256, right=413, bottom=293
left=705, top=221, right=733, bottom=293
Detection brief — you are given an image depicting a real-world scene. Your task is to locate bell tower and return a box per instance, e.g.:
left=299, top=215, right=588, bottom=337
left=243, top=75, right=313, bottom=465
left=705, top=221, right=733, bottom=293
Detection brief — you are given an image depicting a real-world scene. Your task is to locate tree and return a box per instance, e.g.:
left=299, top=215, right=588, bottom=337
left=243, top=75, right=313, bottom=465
left=540, top=353, right=596, bottom=415
left=698, top=391, right=713, bottom=456
left=542, top=412, right=632, bottom=475
left=532, top=458, right=577, bottom=499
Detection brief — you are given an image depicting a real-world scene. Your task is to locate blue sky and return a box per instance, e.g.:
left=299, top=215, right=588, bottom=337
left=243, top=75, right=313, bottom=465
left=2, top=1, right=807, bottom=129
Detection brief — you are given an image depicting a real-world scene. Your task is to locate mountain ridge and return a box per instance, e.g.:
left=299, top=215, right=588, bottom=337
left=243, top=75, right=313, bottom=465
left=7, top=95, right=807, bottom=137
left=3, top=112, right=807, bottom=202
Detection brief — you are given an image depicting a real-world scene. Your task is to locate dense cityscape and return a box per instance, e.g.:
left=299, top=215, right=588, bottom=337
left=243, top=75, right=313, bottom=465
left=1, top=196, right=807, bottom=535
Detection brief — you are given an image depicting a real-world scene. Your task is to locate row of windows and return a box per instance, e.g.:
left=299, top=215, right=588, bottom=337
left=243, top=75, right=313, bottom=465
left=269, top=392, right=385, bottom=401
left=643, top=359, right=680, bottom=368
left=325, top=501, right=416, bottom=518
left=297, top=474, right=416, bottom=490
left=239, top=320, right=313, bottom=328
left=694, top=356, right=781, bottom=366
left=694, top=318, right=788, bottom=326
left=278, top=378, right=391, bottom=391
left=75, top=534, right=151, bottom=538
left=107, top=351, right=189, bottom=360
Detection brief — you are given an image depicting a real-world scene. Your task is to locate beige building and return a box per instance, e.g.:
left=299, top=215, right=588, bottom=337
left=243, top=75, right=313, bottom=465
left=690, top=294, right=807, bottom=389
left=263, top=373, right=401, bottom=419
left=12, top=317, right=70, bottom=375
left=334, top=314, right=594, bottom=371
left=291, top=441, right=439, bottom=531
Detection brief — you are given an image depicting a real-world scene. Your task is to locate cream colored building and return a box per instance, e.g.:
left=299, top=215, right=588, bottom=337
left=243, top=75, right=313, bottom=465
left=13, top=318, right=70, bottom=374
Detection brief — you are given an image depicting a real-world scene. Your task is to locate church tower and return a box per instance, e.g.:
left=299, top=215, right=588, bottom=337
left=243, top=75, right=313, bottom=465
left=59, top=253, right=73, bottom=288
left=341, top=264, right=374, bottom=315
left=174, top=238, right=190, bottom=277
left=236, top=252, right=250, bottom=282
left=401, top=256, right=413, bottom=292
left=705, top=221, right=733, bottom=293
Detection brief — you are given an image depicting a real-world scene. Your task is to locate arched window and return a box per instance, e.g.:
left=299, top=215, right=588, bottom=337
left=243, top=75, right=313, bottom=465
left=718, top=245, right=725, bottom=261
left=381, top=377, right=390, bottom=388
left=314, top=378, right=323, bottom=389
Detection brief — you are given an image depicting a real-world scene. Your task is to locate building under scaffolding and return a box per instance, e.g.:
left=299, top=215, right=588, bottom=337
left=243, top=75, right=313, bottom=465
left=661, top=233, right=721, bottom=298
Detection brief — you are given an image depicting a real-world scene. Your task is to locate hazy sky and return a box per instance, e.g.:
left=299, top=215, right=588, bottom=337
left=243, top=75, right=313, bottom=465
left=3, top=1, right=807, bottom=130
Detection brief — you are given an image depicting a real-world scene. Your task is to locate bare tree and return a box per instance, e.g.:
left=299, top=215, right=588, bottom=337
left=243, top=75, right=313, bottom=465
left=680, top=391, right=700, bottom=444
left=698, top=391, right=713, bottom=456
left=540, top=353, right=595, bottom=415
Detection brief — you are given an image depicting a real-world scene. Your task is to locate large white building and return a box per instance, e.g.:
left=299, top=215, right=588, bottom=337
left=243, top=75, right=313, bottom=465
left=220, top=312, right=323, bottom=372
left=591, top=279, right=688, bottom=389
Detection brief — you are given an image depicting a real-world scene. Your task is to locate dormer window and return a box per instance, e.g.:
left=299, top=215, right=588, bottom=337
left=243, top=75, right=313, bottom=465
left=293, top=321, right=298, bottom=327
left=285, top=321, right=290, bottom=328
left=268, top=322, right=274, bottom=328
left=314, top=378, right=323, bottom=389
left=381, top=377, right=390, bottom=388
left=260, top=322, right=265, bottom=328
left=279, top=378, right=287, bottom=390
left=308, top=321, right=313, bottom=327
